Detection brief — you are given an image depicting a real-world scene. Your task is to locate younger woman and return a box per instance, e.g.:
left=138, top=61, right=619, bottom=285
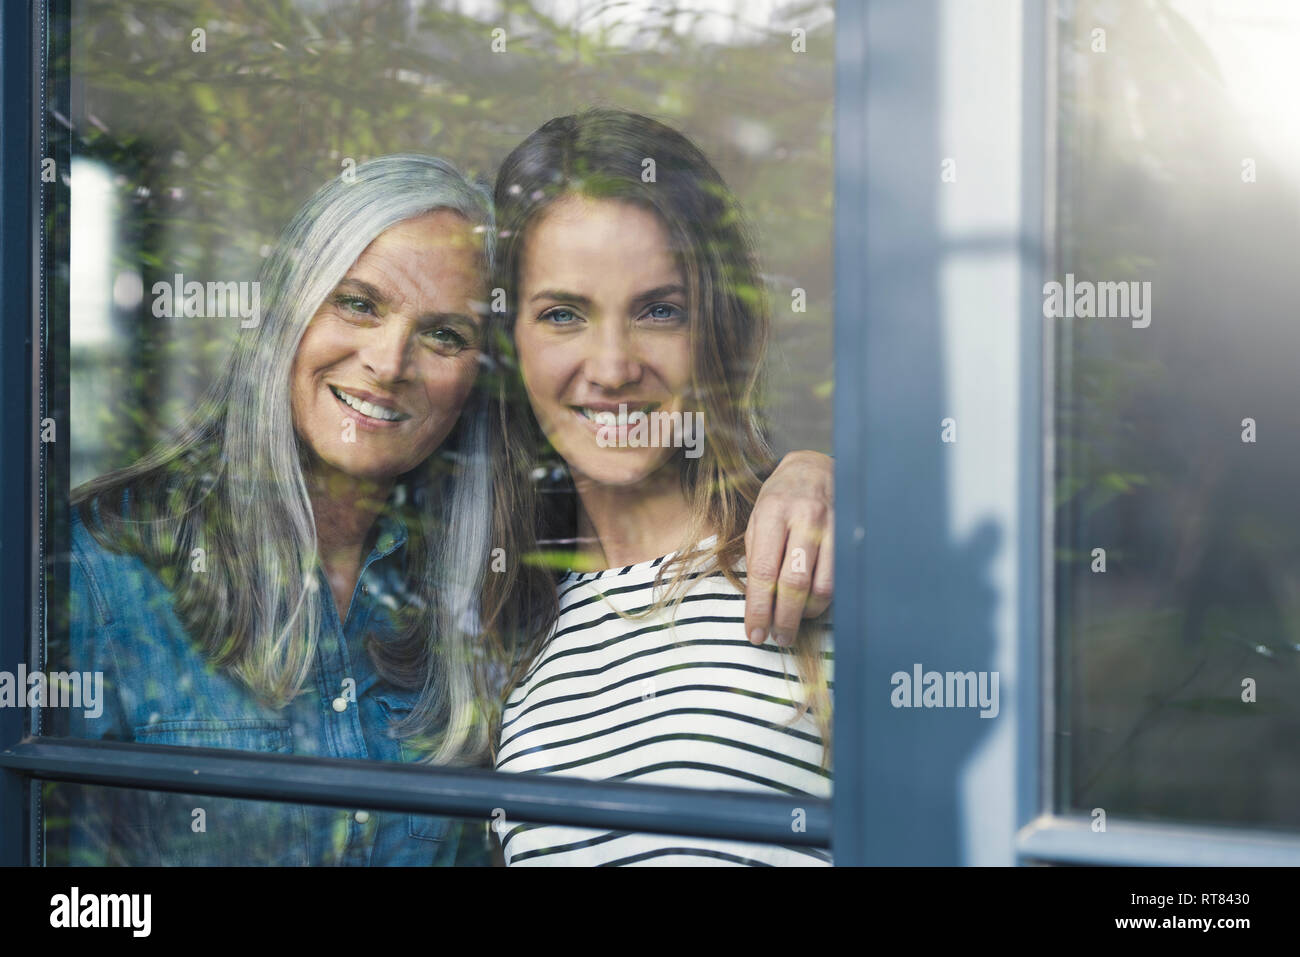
left=492, top=110, right=832, bottom=866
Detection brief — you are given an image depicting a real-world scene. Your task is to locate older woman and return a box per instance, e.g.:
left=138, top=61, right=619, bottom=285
left=65, top=154, right=512, bottom=865
left=61, top=152, right=833, bottom=867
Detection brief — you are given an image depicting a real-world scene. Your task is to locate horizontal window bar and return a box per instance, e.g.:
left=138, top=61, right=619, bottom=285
left=1017, top=814, right=1300, bottom=867
left=0, top=736, right=830, bottom=849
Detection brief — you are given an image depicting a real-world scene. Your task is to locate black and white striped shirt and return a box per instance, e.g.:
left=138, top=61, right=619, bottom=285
left=496, top=543, right=832, bottom=866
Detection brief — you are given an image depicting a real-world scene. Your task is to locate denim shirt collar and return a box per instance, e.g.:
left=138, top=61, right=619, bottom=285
left=319, top=511, right=410, bottom=701
left=371, top=511, right=408, bottom=562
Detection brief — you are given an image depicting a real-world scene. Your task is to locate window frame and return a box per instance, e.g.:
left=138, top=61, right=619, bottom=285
left=1017, top=0, right=1300, bottom=866
left=5, top=0, right=1298, bottom=869
left=0, top=0, right=837, bottom=865
left=830, top=0, right=1300, bottom=866
left=0, top=0, right=40, bottom=868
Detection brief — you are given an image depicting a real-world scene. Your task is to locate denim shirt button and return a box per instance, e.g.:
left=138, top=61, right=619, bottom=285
left=353, top=810, right=370, bottom=824
left=331, top=697, right=348, bottom=713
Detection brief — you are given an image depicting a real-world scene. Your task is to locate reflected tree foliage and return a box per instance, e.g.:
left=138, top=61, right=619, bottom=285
left=1055, top=0, right=1300, bottom=829
left=65, top=0, right=833, bottom=484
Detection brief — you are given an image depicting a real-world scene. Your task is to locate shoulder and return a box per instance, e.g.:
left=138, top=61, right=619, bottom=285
left=69, top=503, right=116, bottom=627
left=69, top=494, right=174, bottom=629
left=69, top=495, right=133, bottom=579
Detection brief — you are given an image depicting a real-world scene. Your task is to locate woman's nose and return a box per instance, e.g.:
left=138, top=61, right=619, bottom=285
left=584, top=324, right=643, bottom=391
left=359, top=317, right=413, bottom=384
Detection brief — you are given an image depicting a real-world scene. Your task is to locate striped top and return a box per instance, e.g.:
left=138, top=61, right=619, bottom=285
left=496, top=541, right=832, bottom=866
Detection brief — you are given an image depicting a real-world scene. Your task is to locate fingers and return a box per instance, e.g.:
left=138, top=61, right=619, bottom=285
left=744, top=450, right=836, bottom=645
left=769, top=528, right=819, bottom=645
left=804, top=524, right=833, bottom=620
left=743, top=513, right=787, bottom=646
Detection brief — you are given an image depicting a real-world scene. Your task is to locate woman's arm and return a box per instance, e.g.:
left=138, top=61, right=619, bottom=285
left=744, top=450, right=834, bottom=646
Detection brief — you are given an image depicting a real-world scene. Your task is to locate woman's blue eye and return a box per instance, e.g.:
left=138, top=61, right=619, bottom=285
left=541, top=307, right=579, bottom=325
left=645, top=303, right=684, bottom=322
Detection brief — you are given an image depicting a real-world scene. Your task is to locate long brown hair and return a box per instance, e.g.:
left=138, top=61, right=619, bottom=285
left=490, top=109, right=831, bottom=758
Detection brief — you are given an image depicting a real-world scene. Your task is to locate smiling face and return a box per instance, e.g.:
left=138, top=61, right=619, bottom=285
left=290, top=208, right=485, bottom=487
left=513, top=194, right=694, bottom=488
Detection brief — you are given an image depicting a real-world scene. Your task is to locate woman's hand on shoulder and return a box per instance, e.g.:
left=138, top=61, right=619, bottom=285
left=743, top=450, right=834, bottom=647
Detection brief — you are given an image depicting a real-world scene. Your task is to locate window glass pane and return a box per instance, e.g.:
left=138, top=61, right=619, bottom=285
left=41, top=781, right=489, bottom=866
left=40, top=0, right=835, bottom=865
left=495, top=811, right=830, bottom=867
left=1054, top=0, right=1300, bottom=830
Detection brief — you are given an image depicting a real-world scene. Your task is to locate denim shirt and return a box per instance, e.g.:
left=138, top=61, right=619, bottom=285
left=63, top=503, right=489, bottom=866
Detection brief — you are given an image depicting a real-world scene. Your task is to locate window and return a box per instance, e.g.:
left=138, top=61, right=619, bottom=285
left=1050, top=0, right=1300, bottom=847
left=828, top=0, right=1300, bottom=866
left=5, top=0, right=1297, bottom=872
left=2, top=0, right=837, bottom=867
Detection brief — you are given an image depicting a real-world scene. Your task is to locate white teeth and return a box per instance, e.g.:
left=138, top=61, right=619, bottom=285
left=334, top=387, right=401, bottom=421
left=581, top=405, right=655, bottom=427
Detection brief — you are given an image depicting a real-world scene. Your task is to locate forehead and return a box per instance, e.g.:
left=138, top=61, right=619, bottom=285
left=349, top=208, right=485, bottom=292
left=521, top=195, right=681, bottom=288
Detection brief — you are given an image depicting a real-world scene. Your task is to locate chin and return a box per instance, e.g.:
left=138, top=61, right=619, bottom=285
left=568, top=450, right=676, bottom=489
left=319, top=450, right=412, bottom=484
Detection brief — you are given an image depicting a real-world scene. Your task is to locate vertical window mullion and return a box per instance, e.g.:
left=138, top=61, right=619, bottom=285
left=0, top=0, right=38, bottom=868
left=846, top=0, right=1047, bottom=865
left=1017, top=0, right=1053, bottom=847
left=831, top=0, right=870, bottom=868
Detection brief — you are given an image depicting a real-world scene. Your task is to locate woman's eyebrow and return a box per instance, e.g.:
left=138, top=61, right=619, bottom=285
left=423, top=311, right=480, bottom=331
left=334, top=278, right=387, bottom=302
left=630, top=283, right=686, bottom=306
left=529, top=284, right=685, bottom=307
left=529, top=288, right=591, bottom=307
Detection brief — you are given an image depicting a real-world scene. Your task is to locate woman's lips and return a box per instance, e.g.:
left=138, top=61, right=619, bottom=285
left=569, top=404, right=661, bottom=442
left=331, top=385, right=407, bottom=431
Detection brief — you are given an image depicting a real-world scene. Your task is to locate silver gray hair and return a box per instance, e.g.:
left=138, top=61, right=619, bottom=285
left=229, top=154, right=495, bottom=763
left=77, top=154, right=497, bottom=764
